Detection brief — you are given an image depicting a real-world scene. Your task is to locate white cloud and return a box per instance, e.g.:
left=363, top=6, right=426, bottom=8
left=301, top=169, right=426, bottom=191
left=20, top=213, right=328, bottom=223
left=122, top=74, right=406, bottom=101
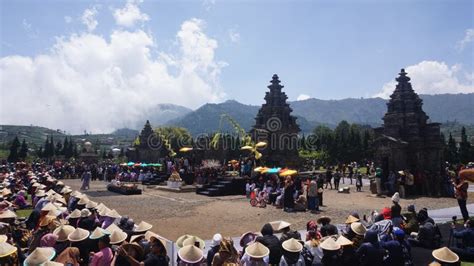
left=228, top=28, right=240, bottom=43
left=202, top=0, right=216, bottom=11
left=374, top=61, right=474, bottom=98
left=297, top=94, right=311, bottom=101
left=113, top=0, right=149, bottom=28
left=456, top=28, right=474, bottom=51
left=0, top=18, right=226, bottom=134
left=22, top=19, right=38, bottom=38
left=81, top=6, right=99, bottom=31
left=64, top=16, right=72, bottom=24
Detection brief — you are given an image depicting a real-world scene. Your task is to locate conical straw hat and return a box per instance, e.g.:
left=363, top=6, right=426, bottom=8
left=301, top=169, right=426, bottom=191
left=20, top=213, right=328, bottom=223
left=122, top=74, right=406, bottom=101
left=90, top=227, right=110, bottom=240
left=134, top=221, right=152, bottom=233
left=0, top=235, right=7, bottom=243
left=98, top=207, right=110, bottom=217
left=432, top=247, right=459, bottom=263
left=77, top=196, right=89, bottom=205
left=104, top=209, right=121, bottom=219
left=68, top=209, right=81, bottom=219
left=245, top=242, right=270, bottom=258
left=60, top=187, right=72, bottom=194
left=270, top=220, right=291, bottom=231
left=183, top=236, right=206, bottom=250
left=350, top=222, right=367, bottom=236
left=24, top=247, right=55, bottom=265
left=109, top=229, right=127, bottom=245
left=0, top=209, right=17, bottom=219
left=68, top=228, right=90, bottom=242
left=41, top=203, right=58, bottom=212
left=85, top=201, right=98, bottom=209
left=176, top=234, right=205, bottom=249
left=345, top=215, right=360, bottom=224
left=95, top=203, right=107, bottom=212
left=320, top=237, right=341, bottom=251
left=336, top=235, right=353, bottom=246
left=53, top=225, right=75, bottom=242
left=178, top=245, right=203, bottom=264
left=106, top=223, right=121, bottom=233
left=35, top=190, right=46, bottom=197
left=282, top=238, right=303, bottom=253
left=0, top=242, right=16, bottom=257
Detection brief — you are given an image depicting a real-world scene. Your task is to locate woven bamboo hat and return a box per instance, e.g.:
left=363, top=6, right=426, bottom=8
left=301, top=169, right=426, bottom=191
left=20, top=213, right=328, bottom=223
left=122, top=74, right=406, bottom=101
left=106, top=223, right=121, bottom=233
left=350, top=222, right=367, bottom=236
left=0, top=209, right=17, bottom=219
left=77, top=196, right=89, bottom=205
left=432, top=247, right=459, bottom=263
left=320, top=237, right=341, bottom=251
left=68, top=228, right=90, bottom=242
left=134, top=221, right=153, bottom=233
left=245, top=242, right=269, bottom=258
left=270, top=220, right=291, bottom=231
left=90, top=227, right=110, bottom=240
left=85, top=201, right=98, bottom=209
left=43, top=261, right=64, bottom=266
left=282, top=238, right=303, bottom=253
left=178, top=245, right=203, bottom=264
left=109, top=229, right=128, bottom=245
left=345, top=215, right=360, bottom=224
left=104, top=209, right=121, bottom=219
left=53, top=225, right=75, bottom=242
left=68, top=209, right=81, bottom=219
left=0, top=235, right=7, bottom=243
left=24, top=247, right=55, bottom=265
left=336, top=235, right=353, bottom=246
left=176, top=234, right=205, bottom=249
left=0, top=242, right=16, bottom=258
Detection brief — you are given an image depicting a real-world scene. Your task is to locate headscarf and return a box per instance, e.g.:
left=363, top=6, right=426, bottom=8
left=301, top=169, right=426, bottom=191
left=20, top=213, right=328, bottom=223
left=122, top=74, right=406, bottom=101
left=306, top=220, right=321, bottom=242
left=55, top=247, right=80, bottom=266
left=40, top=233, right=58, bottom=248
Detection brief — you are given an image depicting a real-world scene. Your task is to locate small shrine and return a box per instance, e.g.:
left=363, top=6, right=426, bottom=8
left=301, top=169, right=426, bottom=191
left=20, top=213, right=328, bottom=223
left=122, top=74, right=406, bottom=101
left=250, top=74, right=301, bottom=167
left=373, top=69, right=444, bottom=196
left=126, top=120, right=164, bottom=163
left=78, top=141, right=99, bottom=163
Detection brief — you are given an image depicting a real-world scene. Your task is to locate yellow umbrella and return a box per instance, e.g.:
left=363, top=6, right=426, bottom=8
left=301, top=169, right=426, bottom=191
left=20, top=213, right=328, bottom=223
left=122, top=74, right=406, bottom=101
left=254, top=167, right=268, bottom=173
left=240, top=146, right=253, bottom=151
left=280, top=169, right=298, bottom=177
left=179, top=147, right=193, bottom=152
left=255, top=151, right=262, bottom=159
left=255, top=142, right=267, bottom=148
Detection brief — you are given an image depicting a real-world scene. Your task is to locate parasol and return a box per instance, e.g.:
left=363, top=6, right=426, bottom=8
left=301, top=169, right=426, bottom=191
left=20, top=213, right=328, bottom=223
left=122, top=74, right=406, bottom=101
left=255, top=141, right=267, bottom=148
left=240, top=146, right=253, bottom=151
left=127, top=162, right=135, bottom=166
left=280, top=169, right=298, bottom=177
left=179, top=147, right=193, bottom=152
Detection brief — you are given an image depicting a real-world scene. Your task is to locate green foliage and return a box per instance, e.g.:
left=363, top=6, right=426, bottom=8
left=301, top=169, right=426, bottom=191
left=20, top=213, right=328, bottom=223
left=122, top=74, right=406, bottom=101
left=7, top=136, right=21, bottom=162
left=305, top=121, right=374, bottom=164
left=18, top=139, right=28, bottom=160
left=459, top=127, right=473, bottom=163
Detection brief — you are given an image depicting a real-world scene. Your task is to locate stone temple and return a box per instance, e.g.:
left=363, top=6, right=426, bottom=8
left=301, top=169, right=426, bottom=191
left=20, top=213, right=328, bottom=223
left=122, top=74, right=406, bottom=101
left=374, top=69, right=444, bottom=196
left=126, top=120, right=164, bottom=163
left=250, top=74, right=301, bottom=167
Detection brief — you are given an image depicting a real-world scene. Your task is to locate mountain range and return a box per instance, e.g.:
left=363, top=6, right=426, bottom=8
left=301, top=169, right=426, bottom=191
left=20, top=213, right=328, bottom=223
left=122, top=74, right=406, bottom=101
left=162, top=93, right=474, bottom=135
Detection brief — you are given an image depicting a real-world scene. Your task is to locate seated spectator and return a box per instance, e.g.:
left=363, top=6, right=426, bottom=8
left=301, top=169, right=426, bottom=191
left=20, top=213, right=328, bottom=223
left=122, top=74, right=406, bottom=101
left=356, top=230, right=386, bottom=266
left=451, top=219, right=474, bottom=262
left=256, top=223, right=282, bottom=265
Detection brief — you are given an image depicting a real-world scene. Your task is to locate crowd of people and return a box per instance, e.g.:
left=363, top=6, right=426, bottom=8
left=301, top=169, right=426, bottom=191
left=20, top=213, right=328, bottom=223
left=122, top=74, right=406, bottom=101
left=0, top=161, right=473, bottom=265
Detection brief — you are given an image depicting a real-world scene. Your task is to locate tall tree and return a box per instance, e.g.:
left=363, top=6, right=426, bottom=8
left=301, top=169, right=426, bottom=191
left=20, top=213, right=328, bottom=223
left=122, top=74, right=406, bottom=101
left=62, top=138, right=69, bottom=156
left=18, top=139, right=28, bottom=160
left=49, top=136, right=55, bottom=157
left=7, top=136, right=21, bottom=162
left=446, top=133, right=459, bottom=163
left=55, top=141, right=63, bottom=156
left=459, top=127, right=472, bottom=164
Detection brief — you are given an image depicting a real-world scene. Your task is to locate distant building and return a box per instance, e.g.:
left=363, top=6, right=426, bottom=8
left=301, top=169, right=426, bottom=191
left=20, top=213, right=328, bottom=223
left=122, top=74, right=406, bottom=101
left=250, top=74, right=301, bottom=167
left=374, top=69, right=444, bottom=196
left=78, top=141, right=99, bottom=163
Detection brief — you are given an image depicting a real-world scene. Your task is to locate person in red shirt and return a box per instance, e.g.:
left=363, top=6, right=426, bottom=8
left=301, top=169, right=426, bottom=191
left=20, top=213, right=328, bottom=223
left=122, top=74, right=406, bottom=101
left=454, top=175, right=469, bottom=222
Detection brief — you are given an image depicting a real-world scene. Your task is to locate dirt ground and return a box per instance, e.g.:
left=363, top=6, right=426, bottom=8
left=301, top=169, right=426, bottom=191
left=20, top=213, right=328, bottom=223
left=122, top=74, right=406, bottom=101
left=63, top=179, right=462, bottom=241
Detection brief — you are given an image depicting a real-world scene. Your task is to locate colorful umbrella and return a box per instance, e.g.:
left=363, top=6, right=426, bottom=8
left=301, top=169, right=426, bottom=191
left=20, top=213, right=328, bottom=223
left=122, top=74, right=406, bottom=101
left=179, top=147, right=193, bottom=152
left=254, top=166, right=268, bottom=173
left=141, top=163, right=148, bottom=167
left=264, top=167, right=281, bottom=174
left=280, top=169, right=298, bottom=177
left=127, top=162, right=135, bottom=166
left=240, top=146, right=253, bottom=151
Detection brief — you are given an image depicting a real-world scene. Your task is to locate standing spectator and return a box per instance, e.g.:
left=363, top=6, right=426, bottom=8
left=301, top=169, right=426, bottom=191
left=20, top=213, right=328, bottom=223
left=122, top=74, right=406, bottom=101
left=333, top=170, right=341, bottom=191
left=454, top=175, right=469, bottom=222
left=325, top=167, right=333, bottom=190
left=307, top=180, right=318, bottom=212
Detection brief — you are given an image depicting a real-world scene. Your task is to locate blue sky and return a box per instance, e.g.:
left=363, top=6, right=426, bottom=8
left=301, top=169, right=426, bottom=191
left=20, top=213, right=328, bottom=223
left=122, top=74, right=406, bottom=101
left=0, top=0, right=473, bottom=132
